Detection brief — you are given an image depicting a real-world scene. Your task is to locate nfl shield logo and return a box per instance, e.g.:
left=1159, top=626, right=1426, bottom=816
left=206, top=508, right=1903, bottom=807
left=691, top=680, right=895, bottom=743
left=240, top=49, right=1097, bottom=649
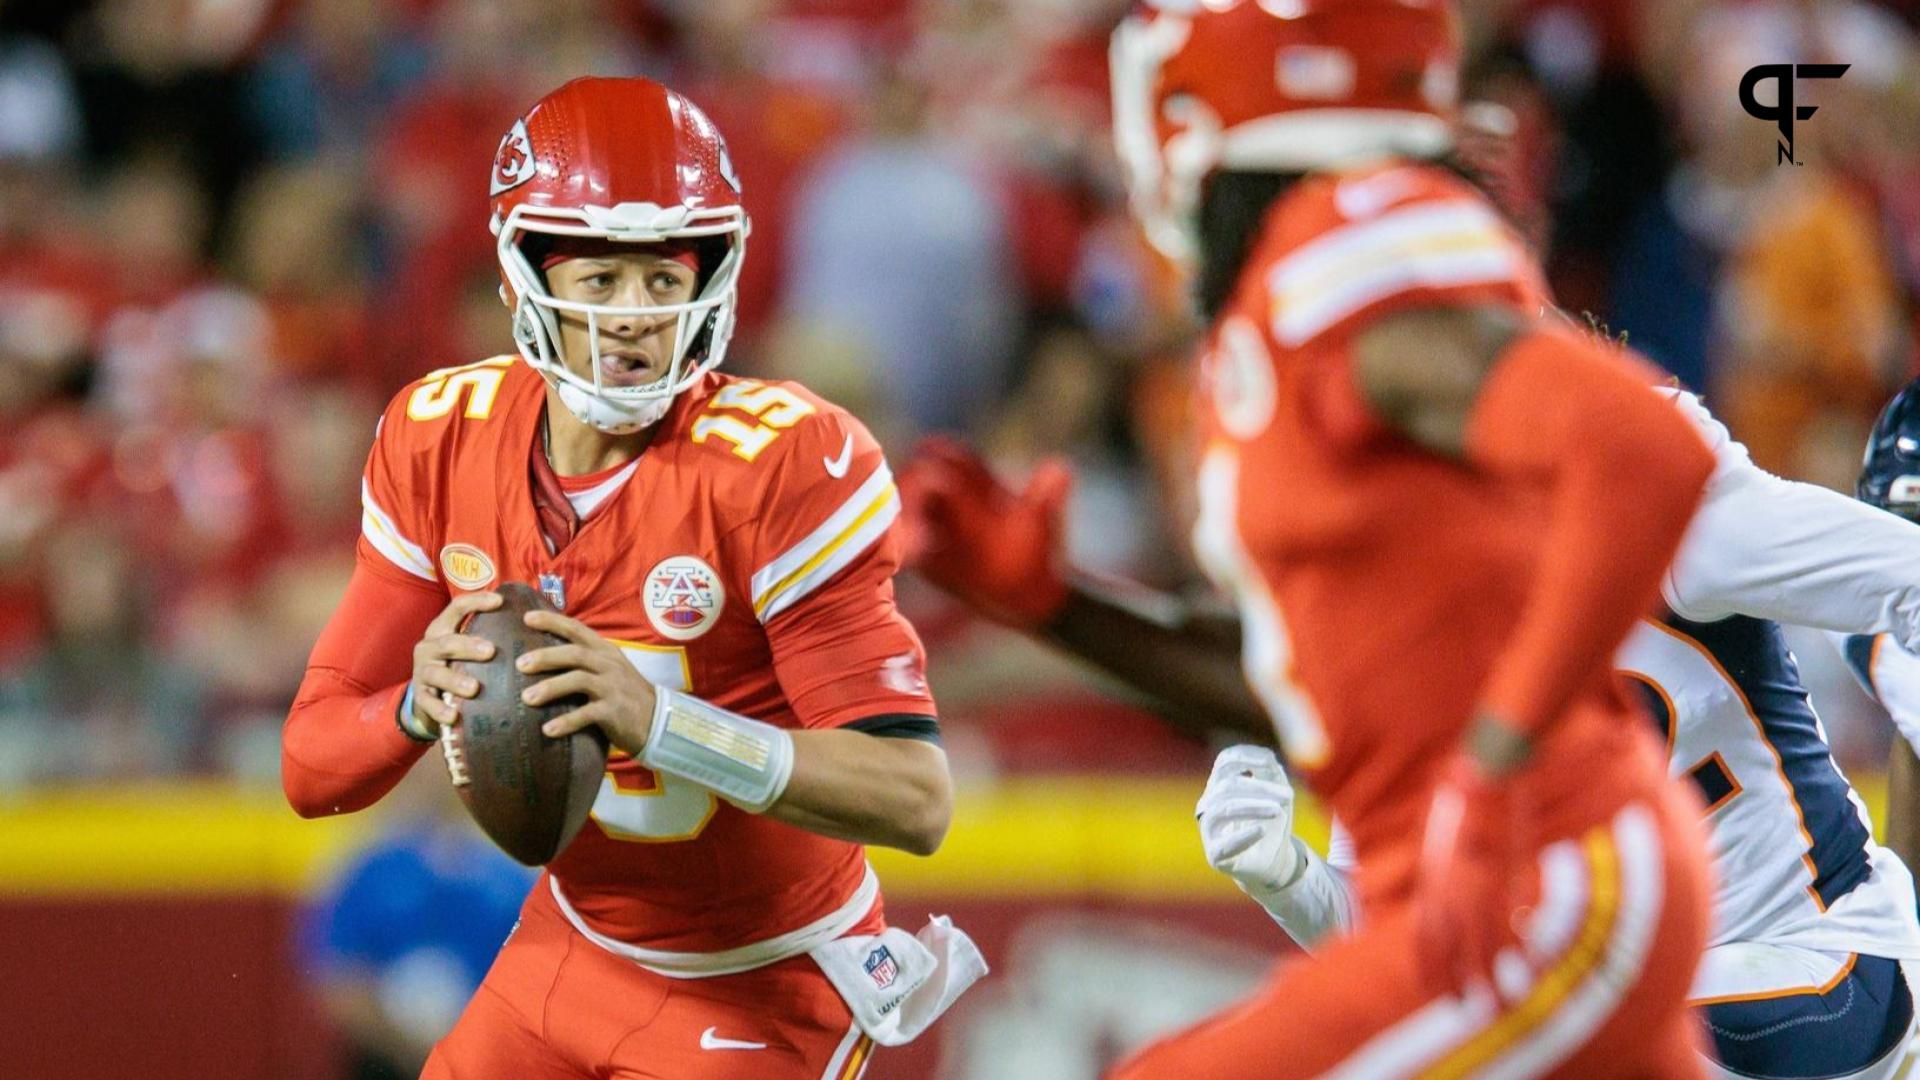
left=864, top=945, right=899, bottom=990
left=538, top=573, right=567, bottom=612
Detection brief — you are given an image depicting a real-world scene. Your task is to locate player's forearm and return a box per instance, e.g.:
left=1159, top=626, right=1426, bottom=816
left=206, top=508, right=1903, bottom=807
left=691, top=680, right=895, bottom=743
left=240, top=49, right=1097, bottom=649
left=282, top=671, right=427, bottom=817
left=1466, top=332, right=1715, bottom=741
left=1669, top=468, right=1920, bottom=638
left=282, top=559, right=447, bottom=817
left=1241, top=838, right=1358, bottom=950
left=1041, top=577, right=1274, bottom=746
left=768, top=730, right=953, bottom=855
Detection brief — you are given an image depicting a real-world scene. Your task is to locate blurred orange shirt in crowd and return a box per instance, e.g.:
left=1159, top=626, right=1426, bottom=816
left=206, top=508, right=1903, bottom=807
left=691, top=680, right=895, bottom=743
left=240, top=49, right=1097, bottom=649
left=1717, top=172, right=1907, bottom=476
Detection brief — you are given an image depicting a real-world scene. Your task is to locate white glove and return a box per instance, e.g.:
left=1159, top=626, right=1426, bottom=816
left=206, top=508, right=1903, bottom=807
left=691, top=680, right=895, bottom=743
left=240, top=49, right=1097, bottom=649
left=1197, top=744, right=1358, bottom=951
left=1197, top=744, right=1304, bottom=894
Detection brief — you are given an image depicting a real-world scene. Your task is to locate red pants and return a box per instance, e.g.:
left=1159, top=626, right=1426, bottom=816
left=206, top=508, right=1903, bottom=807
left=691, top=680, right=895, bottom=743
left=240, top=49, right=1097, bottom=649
left=423, top=881, right=875, bottom=1080
left=1110, top=791, right=1712, bottom=1079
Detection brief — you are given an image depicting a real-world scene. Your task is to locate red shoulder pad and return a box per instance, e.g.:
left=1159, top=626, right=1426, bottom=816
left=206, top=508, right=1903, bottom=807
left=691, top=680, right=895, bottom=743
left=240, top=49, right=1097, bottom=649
left=1256, top=165, right=1545, bottom=350
left=358, top=356, right=523, bottom=584
left=721, top=381, right=896, bottom=623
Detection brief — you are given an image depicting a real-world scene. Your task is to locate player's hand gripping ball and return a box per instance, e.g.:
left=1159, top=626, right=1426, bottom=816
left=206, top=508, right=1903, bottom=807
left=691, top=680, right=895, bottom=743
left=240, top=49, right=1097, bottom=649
left=439, top=583, right=608, bottom=865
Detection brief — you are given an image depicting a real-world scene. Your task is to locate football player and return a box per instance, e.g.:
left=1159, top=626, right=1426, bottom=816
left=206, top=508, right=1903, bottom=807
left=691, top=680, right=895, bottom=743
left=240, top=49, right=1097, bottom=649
left=1837, top=380, right=1920, bottom=899
left=1174, top=382, right=1920, bottom=1080
left=909, top=1, right=1722, bottom=1075
left=905, top=5, right=1920, bottom=1067
left=281, top=77, right=983, bottom=1080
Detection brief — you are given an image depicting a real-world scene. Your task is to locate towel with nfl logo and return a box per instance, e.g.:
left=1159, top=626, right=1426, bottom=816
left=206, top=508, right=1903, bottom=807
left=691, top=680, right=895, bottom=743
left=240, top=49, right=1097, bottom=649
left=809, top=916, right=986, bottom=1045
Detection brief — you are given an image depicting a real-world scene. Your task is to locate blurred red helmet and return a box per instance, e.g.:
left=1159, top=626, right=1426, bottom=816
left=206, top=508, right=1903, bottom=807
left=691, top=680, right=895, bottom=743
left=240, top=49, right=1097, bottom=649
left=1111, top=0, right=1462, bottom=265
left=490, top=77, right=749, bottom=433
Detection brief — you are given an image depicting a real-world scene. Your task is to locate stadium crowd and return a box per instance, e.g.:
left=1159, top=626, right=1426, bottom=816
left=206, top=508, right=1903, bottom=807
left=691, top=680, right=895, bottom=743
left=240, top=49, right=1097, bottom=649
left=2, top=0, right=1919, bottom=787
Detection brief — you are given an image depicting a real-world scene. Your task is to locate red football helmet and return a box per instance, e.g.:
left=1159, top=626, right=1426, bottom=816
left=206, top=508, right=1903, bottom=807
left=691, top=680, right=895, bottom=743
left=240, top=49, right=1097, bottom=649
left=490, top=77, right=749, bottom=433
left=1111, top=0, right=1462, bottom=265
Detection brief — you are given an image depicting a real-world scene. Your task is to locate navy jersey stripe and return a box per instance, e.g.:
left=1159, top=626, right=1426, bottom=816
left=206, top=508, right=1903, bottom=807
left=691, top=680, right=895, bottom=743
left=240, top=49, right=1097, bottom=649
left=1667, top=614, right=1872, bottom=909
left=1689, top=754, right=1738, bottom=813
left=1841, top=633, right=1880, bottom=698
left=1623, top=672, right=1676, bottom=752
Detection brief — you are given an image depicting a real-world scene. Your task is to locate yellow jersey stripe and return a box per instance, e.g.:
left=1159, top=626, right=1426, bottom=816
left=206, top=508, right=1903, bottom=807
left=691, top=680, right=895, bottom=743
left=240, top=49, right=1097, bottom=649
left=839, top=1035, right=874, bottom=1079
left=359, top=482, right=435, bottom=580
left=1414, top=828, right=1621, bottom=1080
left=753, top=483, right=898, bottom=617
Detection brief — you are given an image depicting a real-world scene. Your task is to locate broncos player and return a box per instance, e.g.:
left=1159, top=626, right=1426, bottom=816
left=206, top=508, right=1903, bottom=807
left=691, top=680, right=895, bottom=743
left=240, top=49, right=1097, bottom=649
left=1836, top=379, right=1920, bottom=907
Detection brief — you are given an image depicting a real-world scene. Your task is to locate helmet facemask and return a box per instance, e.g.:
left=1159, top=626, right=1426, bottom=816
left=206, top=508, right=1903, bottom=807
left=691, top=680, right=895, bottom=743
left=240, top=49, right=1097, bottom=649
left=495, top=200, right=748, bottom=434
left=1111, top=12, right=1206, bottom=269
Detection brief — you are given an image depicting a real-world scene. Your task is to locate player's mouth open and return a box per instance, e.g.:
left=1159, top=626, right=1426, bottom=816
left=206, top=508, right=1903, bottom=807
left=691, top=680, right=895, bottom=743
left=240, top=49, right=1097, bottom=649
left=599, top=350, right=658, bottom=386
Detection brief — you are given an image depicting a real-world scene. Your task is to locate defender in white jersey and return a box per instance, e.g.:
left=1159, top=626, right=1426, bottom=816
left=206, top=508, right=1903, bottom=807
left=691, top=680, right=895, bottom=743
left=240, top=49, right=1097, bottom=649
left=1835, top=378, right=1920, bottom=911
left=1192, top=388, right=1920, bottom=1078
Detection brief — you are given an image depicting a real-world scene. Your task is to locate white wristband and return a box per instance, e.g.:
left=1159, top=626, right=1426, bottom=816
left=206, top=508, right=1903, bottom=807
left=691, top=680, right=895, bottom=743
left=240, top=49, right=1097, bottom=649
left=1241, top=838, right=1357, bottom=952
left=638, top=687, right=796, bottom=813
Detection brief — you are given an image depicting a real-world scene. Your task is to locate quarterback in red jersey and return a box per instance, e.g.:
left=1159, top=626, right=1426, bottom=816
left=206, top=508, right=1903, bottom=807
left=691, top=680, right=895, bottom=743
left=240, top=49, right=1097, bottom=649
left=282, top=77, right=983, bottom=1079
left=906, top=1, right=1718, bottom=1076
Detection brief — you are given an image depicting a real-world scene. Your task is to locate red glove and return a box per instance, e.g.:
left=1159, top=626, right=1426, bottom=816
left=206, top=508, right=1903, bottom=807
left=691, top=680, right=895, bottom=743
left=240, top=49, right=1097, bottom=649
left=1415, top=754, right=1530, bottom=1003
left=896, top=437, right=1073, bottom=629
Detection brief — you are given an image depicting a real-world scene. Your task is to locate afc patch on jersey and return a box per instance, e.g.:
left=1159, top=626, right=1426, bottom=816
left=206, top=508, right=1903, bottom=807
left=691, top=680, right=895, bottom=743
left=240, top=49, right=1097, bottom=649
left=645, top=555, right=725, bottom=641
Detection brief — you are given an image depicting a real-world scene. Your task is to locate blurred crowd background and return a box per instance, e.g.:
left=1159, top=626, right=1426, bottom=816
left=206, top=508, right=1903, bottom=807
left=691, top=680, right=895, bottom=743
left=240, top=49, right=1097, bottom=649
left=7, top=0, right=1920, bottom=1075
left=7, top=0, right=1920, bottom=786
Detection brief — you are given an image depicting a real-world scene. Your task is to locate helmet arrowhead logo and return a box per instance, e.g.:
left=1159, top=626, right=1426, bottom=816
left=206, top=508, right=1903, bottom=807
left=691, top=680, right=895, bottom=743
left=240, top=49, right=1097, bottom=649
left=491, top=118, right=538, bottom=197
left=716, top=134, right=742, bottom=194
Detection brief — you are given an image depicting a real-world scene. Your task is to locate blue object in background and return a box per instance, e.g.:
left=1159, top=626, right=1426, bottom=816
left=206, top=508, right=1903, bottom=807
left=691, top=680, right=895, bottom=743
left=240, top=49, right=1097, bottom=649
left=301, top=822, right=535, bottom=1077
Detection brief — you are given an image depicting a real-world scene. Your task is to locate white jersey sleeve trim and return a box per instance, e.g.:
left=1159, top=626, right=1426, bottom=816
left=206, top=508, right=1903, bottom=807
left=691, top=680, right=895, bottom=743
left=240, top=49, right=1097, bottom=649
left=751, top=463, right=898, bottom=621
left=360, top=479, right=437, bottom=582
left=1661, top=393, right=1920, bottom=639
left=1836, top=630, right=1920, bottom=755
left=1266, top=200, right=1523, bottom=347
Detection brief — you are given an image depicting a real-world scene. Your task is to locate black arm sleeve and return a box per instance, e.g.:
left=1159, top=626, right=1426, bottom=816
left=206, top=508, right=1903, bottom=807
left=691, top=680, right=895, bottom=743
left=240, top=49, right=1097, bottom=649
left=843, top=713, right=942, bottom=744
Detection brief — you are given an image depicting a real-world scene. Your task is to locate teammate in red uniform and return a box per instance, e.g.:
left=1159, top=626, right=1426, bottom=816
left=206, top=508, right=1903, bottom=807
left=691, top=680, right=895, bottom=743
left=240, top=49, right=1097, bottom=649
left=907, top=2, right=1717, bottom=1075
left=281, top=77, right=983, bottom=1080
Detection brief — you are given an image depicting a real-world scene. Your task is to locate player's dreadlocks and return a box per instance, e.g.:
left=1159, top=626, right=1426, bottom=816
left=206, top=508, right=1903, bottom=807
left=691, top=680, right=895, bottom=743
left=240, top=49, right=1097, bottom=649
left=1581, top=311, right=1629, bottom=349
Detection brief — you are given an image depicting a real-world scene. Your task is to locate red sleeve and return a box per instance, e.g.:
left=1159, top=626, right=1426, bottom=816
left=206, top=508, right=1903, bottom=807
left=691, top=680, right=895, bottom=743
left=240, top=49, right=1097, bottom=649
left=744, top=393, right=936, bottom=729
left=1461, top=327, right=1715, bottom=736
left=766, top=541, right=935, bottom=730
left=358, top=393, right=444, bottom=586
left=281, top=551, right=449, bottom=817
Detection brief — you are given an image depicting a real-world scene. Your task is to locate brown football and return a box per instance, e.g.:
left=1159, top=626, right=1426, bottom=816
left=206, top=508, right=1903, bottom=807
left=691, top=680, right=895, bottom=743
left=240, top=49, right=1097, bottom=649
left=439, top=582, right=606, bottom=865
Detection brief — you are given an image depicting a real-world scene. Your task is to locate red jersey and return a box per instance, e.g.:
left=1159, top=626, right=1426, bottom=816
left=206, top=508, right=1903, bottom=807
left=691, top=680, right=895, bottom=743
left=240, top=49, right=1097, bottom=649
left=1189, top=163, right=1667, bottom=909
left=358, top=357, right=934, bottom=952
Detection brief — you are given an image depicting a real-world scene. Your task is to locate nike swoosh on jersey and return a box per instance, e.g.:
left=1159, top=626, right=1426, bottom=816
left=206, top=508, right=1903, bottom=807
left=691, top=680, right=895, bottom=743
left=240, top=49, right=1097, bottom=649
left=824, top=433, right=855, bottom=478
left=699, top=1027, right=768, bottom=1051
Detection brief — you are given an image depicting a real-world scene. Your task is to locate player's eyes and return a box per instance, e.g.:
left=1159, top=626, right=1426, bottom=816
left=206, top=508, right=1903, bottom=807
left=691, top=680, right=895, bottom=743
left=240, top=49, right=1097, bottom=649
left=651, top=272, right=689, bottom=294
